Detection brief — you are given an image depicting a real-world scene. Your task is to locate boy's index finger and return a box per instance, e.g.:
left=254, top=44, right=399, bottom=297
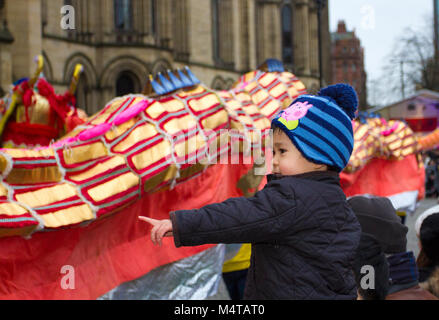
left=138, top=216, right=158, bottom=226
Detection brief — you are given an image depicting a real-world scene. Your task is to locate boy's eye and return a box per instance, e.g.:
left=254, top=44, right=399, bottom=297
left=280, top=149, right=287, bottom=154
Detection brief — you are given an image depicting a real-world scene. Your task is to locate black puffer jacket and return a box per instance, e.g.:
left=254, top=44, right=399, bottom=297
left=170, top=171, right=361, bottom=300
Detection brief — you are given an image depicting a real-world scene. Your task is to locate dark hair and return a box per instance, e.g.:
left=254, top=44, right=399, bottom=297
left=420, top=213, right=439, bottom=266
left=353, top=233, right=390, bottom=300
left=271, top=122, right=283, bottom=133
left=416, top=247, right=433, bottom=268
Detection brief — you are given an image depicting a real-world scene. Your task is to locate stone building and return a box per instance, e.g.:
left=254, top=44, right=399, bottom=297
left=0, top=0, right=331, bottom=115
left=331, top=20, right=367, bottom=109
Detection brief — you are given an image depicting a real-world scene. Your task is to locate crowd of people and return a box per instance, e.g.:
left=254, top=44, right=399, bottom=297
left=424, top=150, right=439, bottom=198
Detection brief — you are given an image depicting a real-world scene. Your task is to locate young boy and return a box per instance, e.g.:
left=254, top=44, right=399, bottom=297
left=139, top=84, right=361, bottom=299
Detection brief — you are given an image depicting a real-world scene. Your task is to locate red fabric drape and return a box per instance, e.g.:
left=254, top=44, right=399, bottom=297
left=0, top=163, right=257, bottom=300
left=340, top=154, right=425, bottom=199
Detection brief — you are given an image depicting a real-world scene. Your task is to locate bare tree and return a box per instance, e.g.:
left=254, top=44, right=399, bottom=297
left=374, top=17, right=439, bottom=107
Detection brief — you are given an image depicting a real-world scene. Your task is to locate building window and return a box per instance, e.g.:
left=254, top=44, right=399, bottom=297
left=343, top=62, right=348, bottom=73
left=212, top=0, right=234, bottom=68
left=352, top=63, right=356, bottom=72
left=281, top=4, right=293, bottom=65
left=116, top=71, right=139, bottom=96
left=149, top=0, right=157, bottom=35
left=114, top=0, right=133, bottom=31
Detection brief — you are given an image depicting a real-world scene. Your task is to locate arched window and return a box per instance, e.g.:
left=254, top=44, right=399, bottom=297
left=114, top=0, right=133, bottom=31
left=116, top=71, right=139, bottom=96
left=281, top=4, right=293, bottom=65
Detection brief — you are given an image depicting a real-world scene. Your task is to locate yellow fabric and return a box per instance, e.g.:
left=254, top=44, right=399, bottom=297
left=68, top=156, right=125, bottom=182
left=0, top=183, right=8, bottom=197
left=200, top=109, right=228, bottom=129
left=3, top=148, right=54, bottom=158
left=113, top=123, right=157, bottom=153
left=222, top=243, right=251, bottom=273
left=160, top=99, right=185, bottom=112
left=174, top=134, right=206, bottom=157
left=63, top=142, right=108, bottom=165
left=15, top=183, right=78, bottom=208
left=163, top=115, right=197, bottom=135
left=41, top=204, right=94, bottom=228
left=88, top=172, right=139, bottom=202
left=131, top=140, right=171, bottom=170
left=259, top=73, right=276, bottom=87
left=105, top=118, right=137, bottom=141
left=145, top=101, right=165, bottom=119
left=0, top=203, right=29, bottom=216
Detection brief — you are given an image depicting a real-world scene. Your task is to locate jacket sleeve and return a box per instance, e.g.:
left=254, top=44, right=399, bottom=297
left=170, top=184, right=297, bottom=247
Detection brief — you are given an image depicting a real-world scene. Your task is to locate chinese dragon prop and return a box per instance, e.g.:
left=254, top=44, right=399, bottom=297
left=0, top=58, right=435, bottom=299
left=0, top=55, right=87, bottom=149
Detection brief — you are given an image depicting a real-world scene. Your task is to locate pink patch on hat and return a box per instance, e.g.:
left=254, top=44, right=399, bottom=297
left=281, top=101, right=313, bottom=121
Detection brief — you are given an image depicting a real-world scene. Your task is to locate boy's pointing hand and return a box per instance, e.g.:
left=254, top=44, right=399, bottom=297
left=138, top=216, right=173, bottom=247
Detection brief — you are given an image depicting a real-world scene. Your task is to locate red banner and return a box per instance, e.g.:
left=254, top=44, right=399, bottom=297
left=0, top=163, right=256, bottom=300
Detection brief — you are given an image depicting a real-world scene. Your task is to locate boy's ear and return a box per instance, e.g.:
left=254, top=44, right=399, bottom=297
left=314, top=163, right=328, bottom=171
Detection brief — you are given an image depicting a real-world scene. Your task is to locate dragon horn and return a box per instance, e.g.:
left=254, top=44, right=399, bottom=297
left=69, top=64, right=84, bottom=95
left=29, top=54, right=44, bottom=88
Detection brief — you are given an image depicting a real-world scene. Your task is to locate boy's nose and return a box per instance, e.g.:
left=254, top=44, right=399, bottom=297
left=272, top=155, right=279, bottom=168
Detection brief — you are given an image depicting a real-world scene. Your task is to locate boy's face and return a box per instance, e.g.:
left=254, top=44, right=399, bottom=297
left=272, top=129, right=327, bottom=176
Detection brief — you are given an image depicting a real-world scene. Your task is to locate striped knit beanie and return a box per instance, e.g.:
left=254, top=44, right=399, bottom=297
left=271, top=83, right=358, bottom=172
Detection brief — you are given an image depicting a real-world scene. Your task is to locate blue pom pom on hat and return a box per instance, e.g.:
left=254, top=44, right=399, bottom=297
left=271, top=83, right=358, bottom=172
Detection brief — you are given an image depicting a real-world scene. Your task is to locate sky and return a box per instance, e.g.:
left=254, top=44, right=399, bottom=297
left=329, top=0, right=434, bottom=106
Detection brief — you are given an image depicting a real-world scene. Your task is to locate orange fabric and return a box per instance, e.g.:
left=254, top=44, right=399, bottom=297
left=0, top=163, right=253, bottom=300
left=340, top=154, right=425, bottom=200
